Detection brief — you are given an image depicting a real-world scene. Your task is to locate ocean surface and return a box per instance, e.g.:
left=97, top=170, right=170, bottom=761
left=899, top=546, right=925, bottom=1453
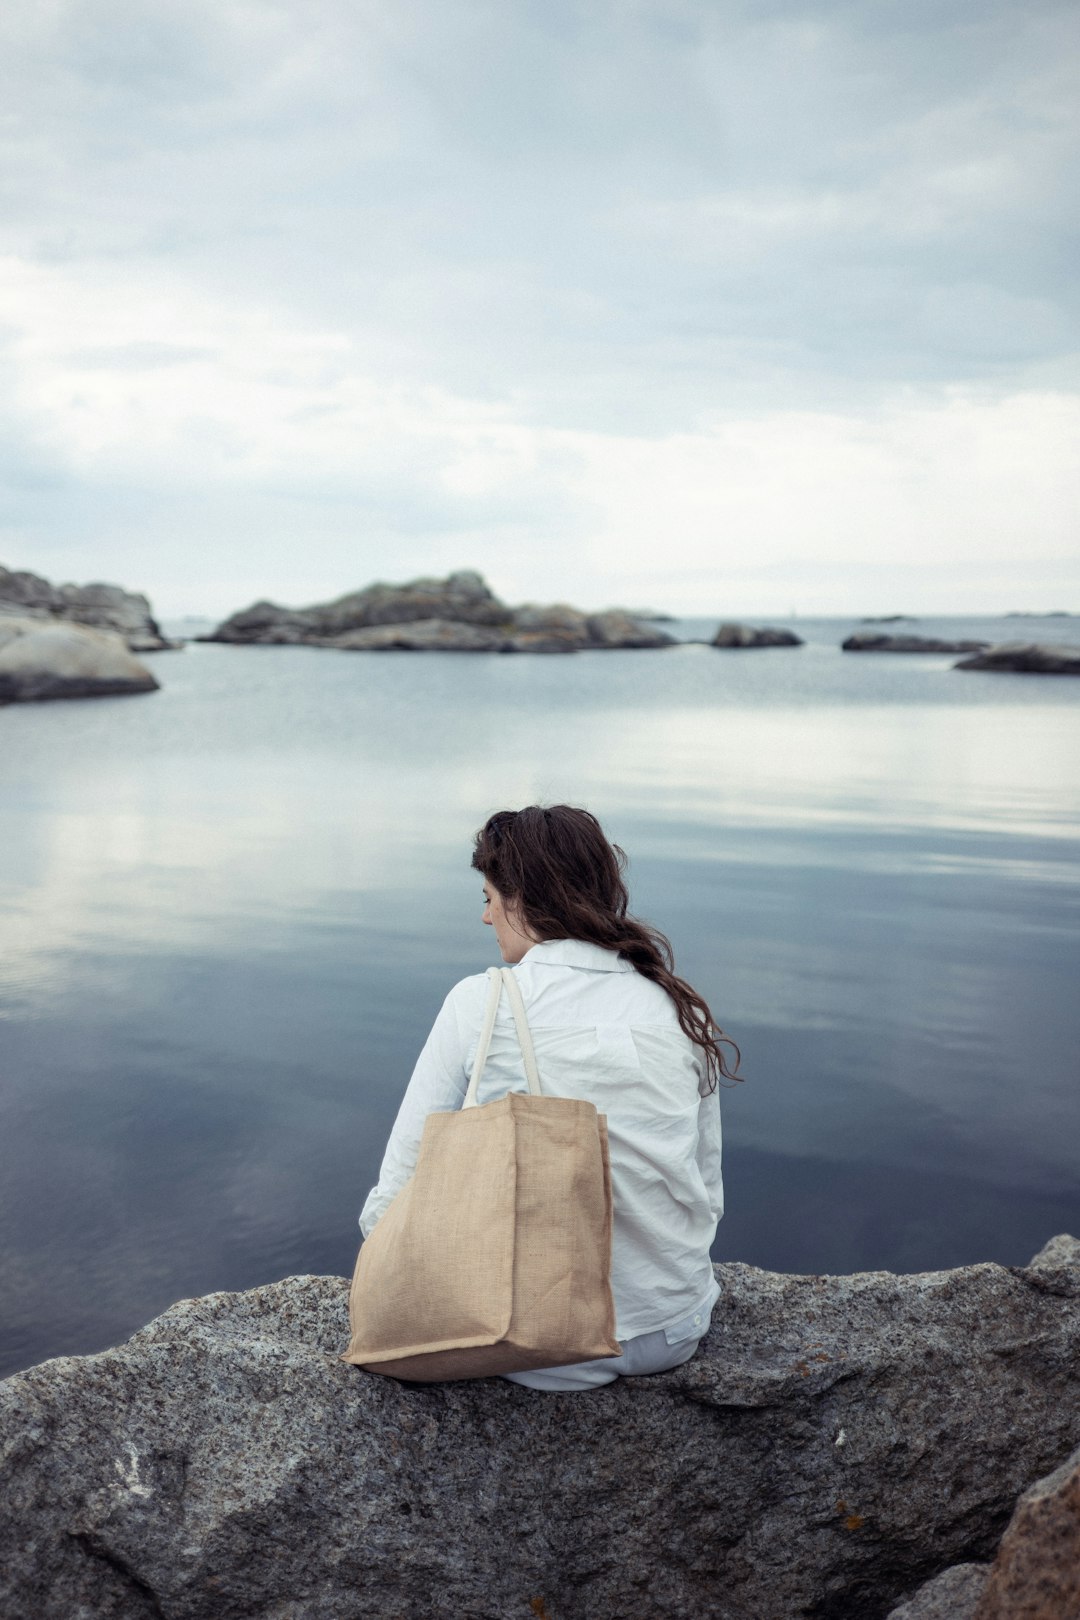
left=1, top=613, right=1079, bottom=1378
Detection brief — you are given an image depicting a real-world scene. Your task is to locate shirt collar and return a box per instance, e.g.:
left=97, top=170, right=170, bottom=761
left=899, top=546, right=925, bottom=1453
left=520, top=938, right=634, bottom=973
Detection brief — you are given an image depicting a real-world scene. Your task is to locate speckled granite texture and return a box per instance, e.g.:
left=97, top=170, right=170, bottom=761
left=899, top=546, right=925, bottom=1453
left=2, top=1236, right=1079, bottom=1619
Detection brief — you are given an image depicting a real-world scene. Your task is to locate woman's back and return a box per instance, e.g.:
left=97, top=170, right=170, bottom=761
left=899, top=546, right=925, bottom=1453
left=357, top=803, right=738, bottom=1388
left=447, top=938, right=724, bottom=1342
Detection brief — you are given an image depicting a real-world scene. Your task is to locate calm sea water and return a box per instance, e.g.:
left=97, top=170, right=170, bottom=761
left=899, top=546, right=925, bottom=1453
left=1, top=614, right=1079, bottom=1377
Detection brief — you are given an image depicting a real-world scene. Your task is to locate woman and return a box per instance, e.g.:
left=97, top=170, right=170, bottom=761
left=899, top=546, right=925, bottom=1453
left=359, top=804, right=740, bottom=1391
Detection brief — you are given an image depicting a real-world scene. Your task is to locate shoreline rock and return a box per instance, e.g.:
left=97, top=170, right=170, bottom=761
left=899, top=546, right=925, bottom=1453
left=2, top=1236, right=1078, bottom=1619
left=0, top=564, right=178, bottom=652
left=953, top=642, right=1080, bottom=674
left=201, top=571, right=676, bottom=653
left=0, top=617, right=160, bottom=704
left=843, top=632, right=989, bottom=653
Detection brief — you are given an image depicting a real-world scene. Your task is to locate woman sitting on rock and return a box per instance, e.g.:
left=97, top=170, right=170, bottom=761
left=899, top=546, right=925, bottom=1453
left=357, top=804, right=739, bottom=1391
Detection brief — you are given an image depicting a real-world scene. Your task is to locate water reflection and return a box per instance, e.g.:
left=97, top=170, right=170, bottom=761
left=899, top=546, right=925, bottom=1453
left=1, top=626, right=1078, bottom=1374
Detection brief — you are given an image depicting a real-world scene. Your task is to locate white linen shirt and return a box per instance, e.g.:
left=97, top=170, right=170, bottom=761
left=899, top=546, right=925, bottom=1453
left=359, top=937, right=723, bottom=1343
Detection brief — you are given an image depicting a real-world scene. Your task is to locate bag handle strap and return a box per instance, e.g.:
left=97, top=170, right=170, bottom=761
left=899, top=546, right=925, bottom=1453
left=499, top=967, right=543, bottom=1097
left=463, top=968, right=503, bottom=1108
left=463, top=966, right=543, bottom=1108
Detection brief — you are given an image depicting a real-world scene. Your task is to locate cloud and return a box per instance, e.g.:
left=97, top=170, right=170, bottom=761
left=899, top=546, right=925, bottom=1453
left=0, top=0, right=1077, bottom=610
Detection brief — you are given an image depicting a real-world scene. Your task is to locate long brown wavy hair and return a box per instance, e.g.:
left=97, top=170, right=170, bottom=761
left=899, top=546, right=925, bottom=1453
left=471, top=805, right=742, bottom=1092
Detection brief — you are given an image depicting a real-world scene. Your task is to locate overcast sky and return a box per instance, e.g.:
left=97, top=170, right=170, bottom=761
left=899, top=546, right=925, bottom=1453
left=1, top=0, right=1077, bottom=617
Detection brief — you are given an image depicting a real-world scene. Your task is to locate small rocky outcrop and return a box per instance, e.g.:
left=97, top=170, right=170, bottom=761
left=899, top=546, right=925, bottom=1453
left=586, top=608, right=676, bottom=648
left=886, top=1564, right=991, bottom=1620
left=974, top=1442, right=1080, bottom=1619
left=711, top=622, right=803, bottom=647
left=843, top=632, right=990, bottom=653
left=886, top=1443, right=1080, bottom=1619
left=2, top=1237, right=1079, bottom=1619
left=953, top=642, right=1080, bottom=675
left=0, top=564, right=176, bottom=652
left=0, top=617, right=159, bottom=704
left=202, top=572, right=675, bottom=653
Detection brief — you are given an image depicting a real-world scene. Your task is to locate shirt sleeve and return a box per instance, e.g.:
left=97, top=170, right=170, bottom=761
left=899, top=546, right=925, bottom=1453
left=696, top=1085, right=724, bottom=1224
left=358, top=977, right=479, bottom=1237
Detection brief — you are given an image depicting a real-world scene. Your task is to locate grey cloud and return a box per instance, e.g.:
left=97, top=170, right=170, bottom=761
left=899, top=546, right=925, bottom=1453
left=65, top=343, right=217, bottom=370
left=0, top=0, right=1077, bottom=608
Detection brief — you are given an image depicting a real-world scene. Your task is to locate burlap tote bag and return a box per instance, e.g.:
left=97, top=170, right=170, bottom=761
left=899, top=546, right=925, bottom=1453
left=342, top=965, right=620, bottom=1381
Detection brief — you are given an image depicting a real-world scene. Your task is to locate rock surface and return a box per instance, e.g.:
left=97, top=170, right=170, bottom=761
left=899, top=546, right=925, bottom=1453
left=842, top=632, right=989, bottom=653
left=953, top=642, right=1080, bottom=674
left=2, top=1236, right=1079, bottom=1620
left=712, top=621, right=804, bottom=647
left=972, top=1443, right=1080, bottom=1619
left=203, top=571, right=675, bottom=653
left=886, top=1563, right=990, bottom=1620
left=0, top=617, right=160, bottom=704
left=331, top=617, right=510, bottom=652
left=0, top=564, right=175, bottom=651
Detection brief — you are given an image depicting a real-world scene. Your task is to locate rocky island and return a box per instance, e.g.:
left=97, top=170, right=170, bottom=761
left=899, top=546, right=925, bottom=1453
left=954, top=643, right=1080, bottom=675
left=842, top=632, right=990, bottom=654
left=2, top=1236, right=1078, bottom=1619
left=0, top=564, right=176, bottom=653
left=711, top=622, right=803, bottom=647
left=0, top=563, right=171, bottom=703
left=0, top=617, right=160, bottom=704
left=201, top=570, right=676, bottom=653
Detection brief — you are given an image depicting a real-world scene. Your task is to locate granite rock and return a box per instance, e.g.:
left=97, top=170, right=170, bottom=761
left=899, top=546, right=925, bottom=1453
left=842, top=632, right=989, bottom=653
left=204, top=572, right=674, bottom=653
left=972, top=1443, right=1080, bottom=1620
left=2, top=1237, right=1079, bottom=1619
left=886, top=1563, right=991, bottom=1620
left=712, top=622, right=804, bottom=647
left=0, top=617, right=160, bottom=703
left=953, top=642, right=1080, bottom=674
left=0, top=564, right=175, bottom=651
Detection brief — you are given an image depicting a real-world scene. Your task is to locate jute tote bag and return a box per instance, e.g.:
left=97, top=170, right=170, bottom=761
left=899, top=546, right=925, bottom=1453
left=342, top=965, right=620, bottom=1381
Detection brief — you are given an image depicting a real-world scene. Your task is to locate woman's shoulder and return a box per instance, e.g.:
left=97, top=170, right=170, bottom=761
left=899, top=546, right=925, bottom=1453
left=439, top=969, right=493, bottom=1026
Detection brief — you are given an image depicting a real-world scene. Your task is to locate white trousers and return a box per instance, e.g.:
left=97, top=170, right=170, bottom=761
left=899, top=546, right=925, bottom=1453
left=502, top=1328, right=702, bottom=1392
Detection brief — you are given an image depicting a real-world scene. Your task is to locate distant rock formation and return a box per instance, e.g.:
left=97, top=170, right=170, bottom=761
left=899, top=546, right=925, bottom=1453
left=953, top=642, right=1080, bottom=674
left=843, top=632, right=989, bottom=653
left=711, top=622, right=803, bottom=647
left=202, top=571, right=676, bottom=653
left=0, top=617, right=160, bottom=704
left=0, top=565, right=176, bottom=652
left=1, top=1236, right=1078, bottom=1619
left=860, top=614, right=916, bottom=623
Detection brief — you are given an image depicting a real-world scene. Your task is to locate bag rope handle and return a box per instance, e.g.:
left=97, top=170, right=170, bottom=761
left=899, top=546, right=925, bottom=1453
left=463, top=966, right=544, bottom=1108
